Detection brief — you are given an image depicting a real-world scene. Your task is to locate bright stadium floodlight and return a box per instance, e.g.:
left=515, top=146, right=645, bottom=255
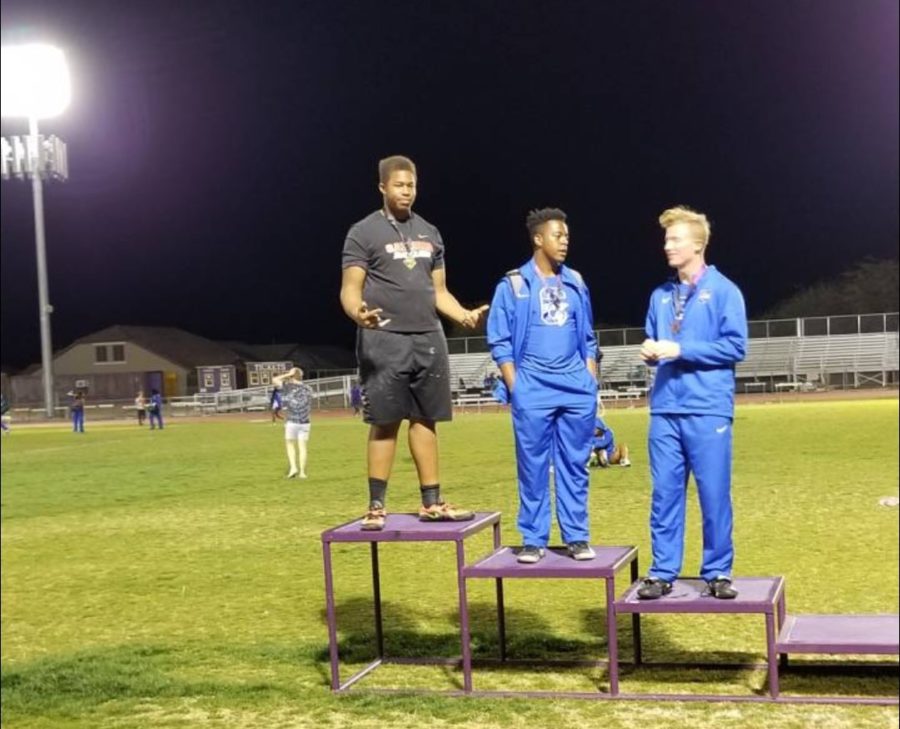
left=1, top=43, right=72, bottom=417
left=1, top=44, right=71, bottom=119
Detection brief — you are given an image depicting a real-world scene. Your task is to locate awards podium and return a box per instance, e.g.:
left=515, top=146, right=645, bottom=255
left=321, top=512, right=898, bottom=704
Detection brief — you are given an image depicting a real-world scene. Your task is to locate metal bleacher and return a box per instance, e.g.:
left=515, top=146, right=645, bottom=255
left=449, top=353, right=496, bottom=391
left=448, top=323, right=899, bottom=398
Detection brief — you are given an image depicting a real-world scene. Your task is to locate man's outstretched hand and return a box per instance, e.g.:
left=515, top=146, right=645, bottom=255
left=356, top=301, right=387, bottom=329
left=460, top=304, right=489, bottom=329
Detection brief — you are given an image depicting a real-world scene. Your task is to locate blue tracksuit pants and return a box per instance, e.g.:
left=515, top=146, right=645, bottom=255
left=71, top=409, right=84, bottom=432
left=647, top=414, right=734, bottom=582
left=511, top=368, right=596, bottom=547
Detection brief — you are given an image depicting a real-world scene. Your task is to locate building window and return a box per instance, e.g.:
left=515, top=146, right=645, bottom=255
left=249, top=372, right=259, bottom=386
left=221, top=371, right=231, bottom=387
left=94, top=342, right=126, bottom=365
left=204, top=373, right=215, bottom=389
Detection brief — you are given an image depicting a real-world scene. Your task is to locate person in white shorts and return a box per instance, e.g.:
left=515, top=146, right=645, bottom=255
left=271, top=367, right=313, bottom=479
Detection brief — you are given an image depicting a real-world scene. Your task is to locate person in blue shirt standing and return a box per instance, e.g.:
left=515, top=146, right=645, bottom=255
left=148, top=389, right=164, bottom=430
left=637, top=206, right=747, bottom=600
left=69, top=390, right=86, bottom=433
left=487, top=208, right=599, bottom=564
left=0, top=393, right=10, bottom=434
left=270, top=385, right=284, bottom=423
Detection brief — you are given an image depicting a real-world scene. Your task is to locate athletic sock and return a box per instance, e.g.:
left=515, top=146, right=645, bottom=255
left=420, top=484, right=440, bottom=507
left=368, top=478, right=387, bottom=509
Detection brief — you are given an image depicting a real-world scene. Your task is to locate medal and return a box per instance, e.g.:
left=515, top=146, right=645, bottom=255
left=671, top=320, right=681, bottom=334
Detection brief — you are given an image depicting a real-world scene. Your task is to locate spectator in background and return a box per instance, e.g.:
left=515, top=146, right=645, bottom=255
left=589, top=414, right=631, bottom=468
left=0, top=393, right=10, bottom=433
left=272, top=367, right=313, bottom=479
left=148, top=389, right=164, bottom=430
left=134, top=390, right=147, bottom=426
left=349, top=383, right=363, bottom=416
left=270, top=385, right=284, bottom=423
left=69, top=390, right=86, bottom=433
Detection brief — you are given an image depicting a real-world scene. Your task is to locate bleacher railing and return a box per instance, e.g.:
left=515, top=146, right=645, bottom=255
left=447, top=313, right=899, bottom=353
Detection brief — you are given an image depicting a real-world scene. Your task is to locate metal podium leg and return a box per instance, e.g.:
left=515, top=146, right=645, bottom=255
left=631, top=554, right=642, bottom=665
left=606, top=576, right=619, bottom=695
left=493, top=521, right=507, bottom=662
left=457, top=540, right=473, bottom=692
left=766, top=611, right=779, bottom=698
left=371, top=542, right=384, bottom=658
left=323, top=541, right=341, bottom=690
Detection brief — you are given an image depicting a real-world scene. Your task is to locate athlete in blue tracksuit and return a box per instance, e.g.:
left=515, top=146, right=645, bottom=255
left=487, top=208, right=599, bottom=564
left=638, top=206, right=747, bottom=600
left=590, top=415, right=631, bottom=467
left=148, top=389, right=164, bottom=430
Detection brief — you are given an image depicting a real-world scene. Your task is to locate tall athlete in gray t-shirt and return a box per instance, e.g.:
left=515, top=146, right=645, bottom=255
left=340, top=155, right=488, bottom=531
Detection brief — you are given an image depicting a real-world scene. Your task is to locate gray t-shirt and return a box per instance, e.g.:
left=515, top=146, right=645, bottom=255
left=342, top=210, right=445, bottom=332
left=282, top=381, right=312, bottom=424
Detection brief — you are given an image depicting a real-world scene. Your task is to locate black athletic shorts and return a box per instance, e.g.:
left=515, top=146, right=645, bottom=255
left=356, top=328, right=452, bottom=425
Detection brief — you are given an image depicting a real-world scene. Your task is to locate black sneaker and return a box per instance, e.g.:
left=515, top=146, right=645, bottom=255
left=636, top=577, right=673, bottom=600
left=706, top=577, right=738, bottom=600
left=566, top=541, right=596, bottom=561
left=516, top=545, right=545, bottom=564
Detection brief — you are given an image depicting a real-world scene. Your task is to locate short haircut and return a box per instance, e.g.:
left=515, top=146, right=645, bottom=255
left=378, top=155, right=417, bottom=183
left=526, top=207, right=567, bottom=240
left=659, top=205, right=711, bottom=249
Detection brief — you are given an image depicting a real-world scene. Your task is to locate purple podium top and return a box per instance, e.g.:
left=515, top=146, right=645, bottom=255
left=777, top=614, right=900, bottom=655
left=321, top=511, right=501, bottom=543
left=463, top=546, right=638, bottom=579
left=615, top=577, right=785, bottom=614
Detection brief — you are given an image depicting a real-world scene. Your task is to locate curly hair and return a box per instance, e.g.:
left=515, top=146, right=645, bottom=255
left=526, top=207, right=567, bottom=240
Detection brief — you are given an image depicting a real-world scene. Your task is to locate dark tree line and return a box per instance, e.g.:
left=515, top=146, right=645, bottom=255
left=765, top=258, right=899, bottom=318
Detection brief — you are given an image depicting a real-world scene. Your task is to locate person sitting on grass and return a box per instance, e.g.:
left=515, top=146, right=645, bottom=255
left=589, top=414, right=631, bottom=468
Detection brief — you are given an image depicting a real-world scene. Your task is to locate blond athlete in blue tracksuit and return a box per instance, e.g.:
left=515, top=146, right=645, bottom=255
left=487, top=208, right=599, bottom=564
left=638, top=206, right=747, bottom=600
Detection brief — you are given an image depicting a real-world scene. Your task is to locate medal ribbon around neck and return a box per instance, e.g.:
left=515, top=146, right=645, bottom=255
left=671, top=265, right=707, bottom=334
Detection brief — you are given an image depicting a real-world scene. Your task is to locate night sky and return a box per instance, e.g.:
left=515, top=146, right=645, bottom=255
left=1, top=1, right=897, bottom=369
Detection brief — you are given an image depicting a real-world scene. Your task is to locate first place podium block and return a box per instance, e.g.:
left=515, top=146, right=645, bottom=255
left=321, top=511, right=501, bottom=692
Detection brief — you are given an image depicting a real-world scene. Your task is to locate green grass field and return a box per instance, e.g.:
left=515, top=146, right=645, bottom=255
left=2, top=399, right=898, bottom=729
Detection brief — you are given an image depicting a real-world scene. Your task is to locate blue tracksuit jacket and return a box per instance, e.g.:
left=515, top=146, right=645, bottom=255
left=643, top=265, right=747, bottom=582
left=487, top=259, right=599, bottom=547
left=645, top=265, right=747, bottom=417
left=487, top=259, right=598, bottom=403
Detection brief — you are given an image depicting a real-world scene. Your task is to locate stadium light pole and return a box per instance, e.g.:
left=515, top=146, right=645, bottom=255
left=1, top=44, right=71, bottom=417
